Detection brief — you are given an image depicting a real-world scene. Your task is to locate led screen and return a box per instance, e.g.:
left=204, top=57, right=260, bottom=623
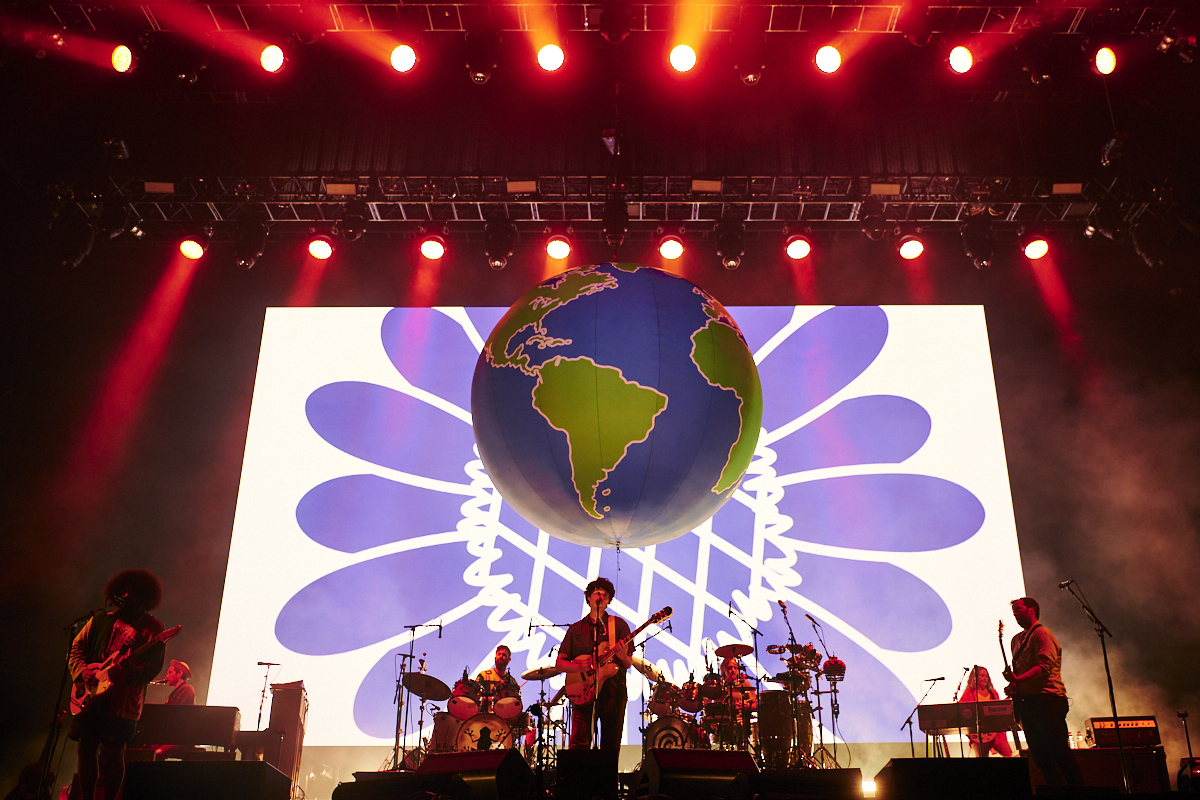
left=209, top=305, right=1025, bottom=746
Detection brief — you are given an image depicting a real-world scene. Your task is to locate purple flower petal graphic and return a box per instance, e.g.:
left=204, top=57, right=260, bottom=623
left=793, top=553, right=951, bottom=651
left=306, top=382, right=475, bottom=483
left=772, top=396, right=931, bottom=474
left=728, top=306, right=797, bottom=355
left=381, top=308, right=481, bottom=412
left=758, top=306, right=889, bottom=432
left=296, top=475, right=467, bottom=553
left=353, top=608, right=495, bottom=738
left=778, top=474, right=984, bottom=552
left=275, top=547, right=477, bottom=655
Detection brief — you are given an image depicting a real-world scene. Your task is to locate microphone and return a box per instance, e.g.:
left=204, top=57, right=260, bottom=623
left=257, top=662, right=280, bottom=667
left=778, top=599, right=787, bottom=613
left=149, top=679, right=169, bottom=685
left=926, top=676, right=945, bottom=682
left=805, top=613, right=819, bottom=625
left=728, top=600, right=733, bottom=618
left=438, top=621, right=443, bottom=639
left=1058, top=580, right=1072, bottom=589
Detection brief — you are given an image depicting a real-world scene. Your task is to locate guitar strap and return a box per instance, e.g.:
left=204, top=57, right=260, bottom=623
left=607, top=615, right=616, bottom=648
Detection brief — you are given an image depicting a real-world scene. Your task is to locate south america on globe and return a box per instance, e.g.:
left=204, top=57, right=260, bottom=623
left=471, top=263, right=762, bottom=548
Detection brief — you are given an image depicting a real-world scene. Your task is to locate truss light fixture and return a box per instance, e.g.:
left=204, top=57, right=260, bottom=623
left=546, top=233, right=572, bottom=260
left=815, top=45, right=841, bottom=74
left=670, top=44, right=697, bottom=73
left=234, top=221, right=269, bottom=269
left=785, top=234, right=812, bottom=260
left=308, top=234, right=334, bottom=260
left=484, top=217, right=517, bottom=270
left=391, top=44, right=417, bottom=73
left=1093, top=46, right=1116, bottom=76
left=716, top=217, right=745, bottom=270
left=960, top=222, right=994, bottom=269
left=111, top=44, right=134, bottom=73
left=658, top=233, right=684, bottom=260
left=179, top=227, right=212, bottom=260
left=466, top=30, right=501, bottom=84
left=260, top=44, right=285, bottom=73
left=1021, top=231, right=1049, bottom=260
left=859, top=199, right=888, bottom=242
left=898, top=235, right=925, bottom=260
left=335, top=199, right=369, bottom=241
left=600, top=0, right=632, bottom=44
left=420, top=234, right=446, bottom=260
left=603, top=195, right=629, bottom=250
left=538, top=44, right=565, bottom=71
left=949, top=45, right=973, bottom=74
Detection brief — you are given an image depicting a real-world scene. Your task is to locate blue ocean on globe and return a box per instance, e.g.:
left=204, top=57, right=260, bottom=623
left=471, top=263, right=763, bottom=549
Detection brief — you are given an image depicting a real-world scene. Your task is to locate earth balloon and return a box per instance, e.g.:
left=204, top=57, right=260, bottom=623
left=471, top=263, right=762, bottom=548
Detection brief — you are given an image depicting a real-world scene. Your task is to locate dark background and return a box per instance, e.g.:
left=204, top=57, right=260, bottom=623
left=2, top=10, right=1199, bottom=792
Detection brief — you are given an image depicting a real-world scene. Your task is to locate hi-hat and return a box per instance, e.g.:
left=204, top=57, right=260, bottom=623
left=522, top=665, right=561, bottom=681
left=402, top=673, right=451, bottom=701
left=714, top=643, right=753, bottom=659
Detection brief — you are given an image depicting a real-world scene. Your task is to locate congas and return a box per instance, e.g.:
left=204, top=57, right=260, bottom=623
left=757, top=691, right=812, bottom=768
left=456, top=713, right=515, bottom=751
left=448, top=679, right=480, bottom=720
left=643, top=715, right=701, bottom=750
left=429, top=712, right=463, bottom=753
left=647, top=683, right=681, bottom=716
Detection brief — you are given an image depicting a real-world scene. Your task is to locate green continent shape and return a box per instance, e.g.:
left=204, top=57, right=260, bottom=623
left=691, top=318, right=763, bottom=494
left=485, top=268, right=619, bottom=375
left=532, top=356, right=668, bottom=519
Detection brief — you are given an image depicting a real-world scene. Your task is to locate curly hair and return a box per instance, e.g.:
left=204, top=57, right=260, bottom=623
left=105, top=568, right=163, bottom=611
left=584, top=577, right=616, bottom=601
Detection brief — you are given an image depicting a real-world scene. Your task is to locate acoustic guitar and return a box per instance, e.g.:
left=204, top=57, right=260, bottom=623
left=563, top=607, right=671, bottom=704
left=70, top=624, right=181, bottom=715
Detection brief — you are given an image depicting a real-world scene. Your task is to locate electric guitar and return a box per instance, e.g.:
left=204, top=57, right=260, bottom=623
left=564, top=607, right=671, bottom=704
left=70, top=625, right=181, bottom=715
left=998, top=620, right=1025, bottom=732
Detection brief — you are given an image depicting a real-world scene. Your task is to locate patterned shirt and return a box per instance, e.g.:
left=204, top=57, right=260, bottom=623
left=69, top=611, right=165, bottom=720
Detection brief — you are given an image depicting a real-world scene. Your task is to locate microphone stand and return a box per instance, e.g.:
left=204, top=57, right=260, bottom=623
left=777, top=603, right=808, bottom=767
left=902, top=680, right=942, bottom=758
left=393, top=622, right=441, bottom=770
left=728, top=601, right=763, bottom=698
left=809, top=615, right=840, bottom=767
left=1063, top=582, right=1129, bottom=793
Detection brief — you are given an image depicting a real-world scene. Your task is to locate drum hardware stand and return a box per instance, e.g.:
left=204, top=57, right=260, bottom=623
left=902, top=678, right=942, bottom=759
left=728, top=602, right=764, bottom=762
left=808, top=614, right=842, bottom=768
left=1060, top=580, right=1129, bottom=792
left=1181, top=711, right=1195, bottom=761
left=256, top=661, right=280, bottom=730
left=778, top=600, right=818, bottom=769
left=392, top=621, right=441, bottom=771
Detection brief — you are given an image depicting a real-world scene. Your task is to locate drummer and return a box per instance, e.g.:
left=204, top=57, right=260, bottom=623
left=476, top=645, right=522, bottom=707
left=718, top=656, right=757, bottom=712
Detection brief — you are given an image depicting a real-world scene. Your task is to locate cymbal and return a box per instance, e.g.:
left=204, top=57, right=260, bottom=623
left=402, top=673, right=451, bottom=701
left=522, top=665, right=561, bottom=681
left=631, top=655, right=664, bottom=682
left=714, top=643, right=753, bottom=659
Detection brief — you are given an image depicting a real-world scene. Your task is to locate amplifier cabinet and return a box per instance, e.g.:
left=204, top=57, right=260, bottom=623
left=1027, top=746, right=1170, bottom=793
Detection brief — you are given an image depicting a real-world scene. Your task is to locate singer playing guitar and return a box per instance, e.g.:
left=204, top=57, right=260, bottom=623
left=556, top=578, right=632, bottom=749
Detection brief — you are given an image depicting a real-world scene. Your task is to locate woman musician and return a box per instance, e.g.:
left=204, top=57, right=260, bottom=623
left=960, top=666, right=1014, bottom=758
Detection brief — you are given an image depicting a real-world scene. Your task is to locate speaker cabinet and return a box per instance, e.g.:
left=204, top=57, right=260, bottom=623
left=553, top=748, right=620, bottom=800
left=639, top=748, right=759, bottom=800
left=753, top=767, right=863, bottom=799
left=332, top=750, right=532, bottom=800
left=1028, top=746, right=1170, bottom=793
left=874, top=757, right=1032, bottom=800
left=124, top=760, right=290, bottom=800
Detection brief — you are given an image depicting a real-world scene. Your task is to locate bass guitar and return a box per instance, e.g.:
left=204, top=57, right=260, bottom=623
left=998, top=620, right=1025, bottom=733
left=564, top=607, right=671, bottom=704
left=70, top=624, right=181, bottom=715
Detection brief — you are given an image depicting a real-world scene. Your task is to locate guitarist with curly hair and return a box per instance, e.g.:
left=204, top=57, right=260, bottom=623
left=556, top=578, right=633, bottom=749
left=68, top=569, right=172, bottom=800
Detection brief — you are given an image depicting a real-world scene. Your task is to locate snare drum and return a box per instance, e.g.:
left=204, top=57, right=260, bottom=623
left=449, top=679, right=481, bottom=720
left=678, top=681, right=702, bottom=714
left=648, top=683, right=682, bottom=716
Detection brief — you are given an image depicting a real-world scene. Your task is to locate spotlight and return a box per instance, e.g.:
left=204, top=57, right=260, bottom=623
left=308, top=234, right=334, bottom=260
left=731, top=29, right=766, bottom=85
left=600, top=0, right=632, bottom=44
left=658, top=233, right=684, bottom=260
left=785, top=234, right=812, bottom=260
left=1093, top=46, right=1116, bottom=75
left=670, top=44, right=697, bottom=73
left=420, top=234, right=446, bottom=260
left=1021, top=232, right=1049, bottom=260
left=603, top=194, right=629, bottom=250
left=111, top=44, right=134, bottom=73
left=234, top=221, right=269, bottom=269
left=949, top=45, right=973, bottom=74
left=335, top=199, right=368, bottom=241
left=546, top=233, right=572, bottom=260
left=538, top=44, right=564, bottom=71
left=815, top=45, right=841, bottom=74
left=260, top=44, right=285, bottom=73
left=898, top=235, right=924, bottom=260
left=960, top=222, right=994, bottom=269
left=179, top=227, right=212, bottom=260
left=391, top=44, right=416, bottom=72
left=859, top=199, right=887, bottom=241
left=716, top=217, right=745, bottom=270
left=466, top=30, right=501, bottom=84
left=484, top=216, right=517, bottom=270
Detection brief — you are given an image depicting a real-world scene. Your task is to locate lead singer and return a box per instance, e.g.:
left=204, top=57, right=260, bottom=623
left=556, top=577, right=632, bottom=748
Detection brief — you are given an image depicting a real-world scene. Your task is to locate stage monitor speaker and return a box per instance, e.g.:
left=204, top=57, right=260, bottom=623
left=753, top=767, right=862, bottom=800
left=124, top=760, right=290, bottom=800
left=554, top=748, right=619, bottom=800
left=267, top=680, right=308, bottom=787
left=874, top=757, right=1032, bottom=800
left=1028, top=746, right=1170, bottom=793
left=333, top=750, right=532, bottom=800
left=641, top=748, right=758, bottom=800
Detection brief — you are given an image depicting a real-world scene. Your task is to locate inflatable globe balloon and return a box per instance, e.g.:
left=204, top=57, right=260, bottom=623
left=471, top=263, right=762, bottom=548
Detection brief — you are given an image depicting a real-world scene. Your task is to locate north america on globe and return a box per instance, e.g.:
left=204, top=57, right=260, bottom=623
left=471, top=263, right=762, bottom=548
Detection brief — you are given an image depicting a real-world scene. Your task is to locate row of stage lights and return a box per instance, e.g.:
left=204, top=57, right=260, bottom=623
left=172, top=222, right=1052, bottom=270
left=96, top=37, right=1124, bottom=80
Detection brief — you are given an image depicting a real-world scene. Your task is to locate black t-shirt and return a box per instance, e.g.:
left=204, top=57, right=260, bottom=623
left=561, top=614, right=632, bottom=691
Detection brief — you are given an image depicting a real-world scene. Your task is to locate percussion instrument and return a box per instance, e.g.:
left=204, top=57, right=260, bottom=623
left=766, top=670, right=811, bottom=694
left=758, top=690, right=813, bottom=768
left=822, top=656, right=846, bottom=682
left=699, top=673, right=725, bottom=700
left=643, top=715, right=702, bottom=750
left=429, top=712, right=462, bottom=753
left=493, top=695, right=523, bottom=720
left=677, top=680, right=703, bottom=714
left=448, top=679, right=481, bottom=720
left=402, top=672, right=452, bottom=702
left=521, top=665, right=560, bottom=681
left=785, top=643, right=822, bottom=672
left=647, top=682, right=682, bottom=716
left=713, top=642, right=753, bottom=659
left=455, top=713, right=515, bottom=751
left=631, top=655, right=664, bottom=682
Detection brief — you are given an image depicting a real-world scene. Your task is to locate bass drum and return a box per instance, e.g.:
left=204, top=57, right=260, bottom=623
left=456, top=713, right=515, bottom=751
left=643, top=715, right=701, bottom=751
left=758, top=691, right=813, bottom=769
left=429, top=712, right=463, bottom=753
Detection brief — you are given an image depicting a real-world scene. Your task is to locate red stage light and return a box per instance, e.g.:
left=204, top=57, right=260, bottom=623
left=670, top=45, right=697, bottom=73
left=546, top=235, right=571, bottom=260
left=178, top=237, right=207, bottom=260
left=1094, top=47, right=1116, bottom=75
left=111, top=45, right=134, bottom=73
left=815, top=45, right=841, bottom=74
left=538, top=44, right=565, bottom=71
left=1023, top=237, right=1049, bottom=260
left=786, top=235, right=812, bottom=260
left=308, top=235, right=334, bottom=260
left=260, top=45, right=285, bottom=73
left=898, top=236, right=925, bottom=260
left=658, top=235, right=684, bottom=260
left=949, top=46, right=973, bottom=74
left=391, top=45, right=416, bottom=73
left=420, top=235, right=446, bottom=260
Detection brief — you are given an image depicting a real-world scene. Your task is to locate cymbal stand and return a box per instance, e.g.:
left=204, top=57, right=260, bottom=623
left=728, top=602, right=764, bottom=760
left=529, top=678, right=551, bottom=799
left=777, top=601, right=809, bottom=767
left=809, top=615, right=840, bottom=768
left=393, top=622, right=441, bottom=771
